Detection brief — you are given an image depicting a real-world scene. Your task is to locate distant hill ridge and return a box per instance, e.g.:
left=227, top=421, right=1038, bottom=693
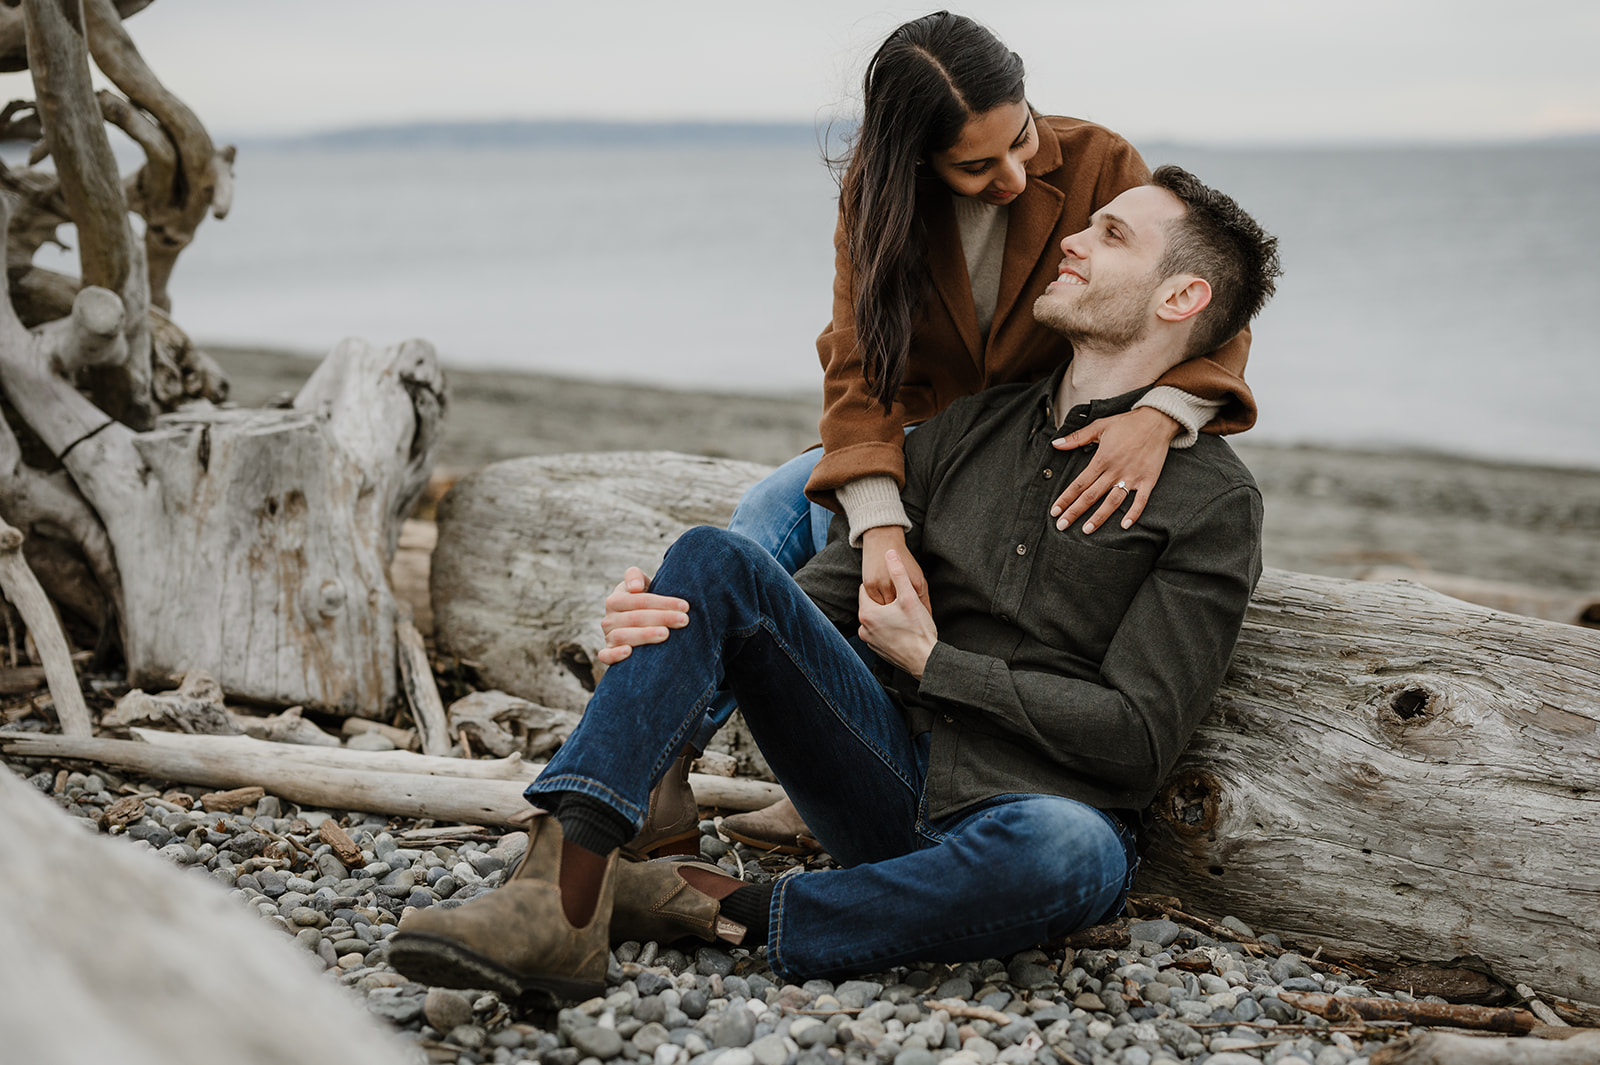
left=258, top=119, right=841, bottom=150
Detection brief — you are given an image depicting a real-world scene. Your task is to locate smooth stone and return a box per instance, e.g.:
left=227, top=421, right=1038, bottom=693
left=637, top=970, right=673, bottom=997
left=749, top=1034, right=789, bottom=1065
left=934, top=977, right=975, bottom=1001
left=366, top=987, right=424, bottom=1024
left=633, top=1022, right=673, bottom=1054
left=571, top=1026, right=625, bottom=1060
left=424, top=987, right=474, bottom=1032
left=680, top=989, right=708, bottom=1020
left=697, top=947, right=736, bottom=977
left=961, top=1037, right=998, bottom=1065
left=1271, top=954, right=1315, bottom=983
left=1281, top=977, right=1322, bottom=993
left=1126, top=920, right=1182, bottom=948
left=1219, top=916, right=1255, bottom=939
left=1072, top=992, right=1106, bottom=1012
left=1006, top=962, right=1054, bottom=990
left=1204, top=1055, right=1267, bottom=1065
left=710, top=1008, right=758, bottom=1048
left=716, top=1050, right=755, bottom=1065
left=448, top=1024, right=486, bottom=1050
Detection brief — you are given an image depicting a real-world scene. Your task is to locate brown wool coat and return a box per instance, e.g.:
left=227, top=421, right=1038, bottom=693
left=807, top=114, right=1257, bottom=508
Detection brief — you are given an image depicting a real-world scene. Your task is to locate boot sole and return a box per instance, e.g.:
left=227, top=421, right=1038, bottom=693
left=388, top=931, right=604, bottom=1004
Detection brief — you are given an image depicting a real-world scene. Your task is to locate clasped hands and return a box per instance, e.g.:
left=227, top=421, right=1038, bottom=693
left=594, top=531, right=940, bottom=680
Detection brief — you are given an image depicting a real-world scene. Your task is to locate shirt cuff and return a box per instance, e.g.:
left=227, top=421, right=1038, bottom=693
left=835, top=475, right=911, bottom=548
left=1133, top=387, right=1226, bottom=449
left=915, top=641, right=993, bottom=711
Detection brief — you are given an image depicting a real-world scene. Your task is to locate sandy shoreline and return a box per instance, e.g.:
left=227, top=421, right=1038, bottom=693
left=209, top=345, right=1600, bottom=596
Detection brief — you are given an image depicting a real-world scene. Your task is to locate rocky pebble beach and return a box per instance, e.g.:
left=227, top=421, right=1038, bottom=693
left=6, top=759, right=1461, bottom=1065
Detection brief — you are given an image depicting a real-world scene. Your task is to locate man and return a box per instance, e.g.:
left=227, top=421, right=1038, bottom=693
left=390, top=166, right=1281, bottom=999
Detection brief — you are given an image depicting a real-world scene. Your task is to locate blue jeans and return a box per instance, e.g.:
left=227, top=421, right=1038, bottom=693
left=685, top=448, right=835, bottom=750
left=528, top=527, right=1138, bottom=980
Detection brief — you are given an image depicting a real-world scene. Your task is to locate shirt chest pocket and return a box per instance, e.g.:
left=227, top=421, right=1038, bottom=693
left=1028, top=535, right=1155, bottom=661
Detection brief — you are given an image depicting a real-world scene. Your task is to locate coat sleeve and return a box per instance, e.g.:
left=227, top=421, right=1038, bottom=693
left=1148, top=325, right=1257, bottom=435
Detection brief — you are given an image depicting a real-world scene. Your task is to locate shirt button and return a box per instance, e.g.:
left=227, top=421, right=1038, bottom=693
left=943, top=714, right=954, bottom=724
left=1042, top=469, right=1053, bottom=479
left=1016, top=544, right=1027, bottom=556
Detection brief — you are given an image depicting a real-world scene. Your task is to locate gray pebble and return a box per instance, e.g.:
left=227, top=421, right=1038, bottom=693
left=366, top=987, right=424, bottom=1024
left=1271, top=954, right=1316, bottom=982
left=933, top=977, right=974, bottom=1000
left=1281, top=977, right=1322, bottom=993
left=749, top=1034, right=789, bottom=1065
left=570, top=1025, right=624, bottom=1059
left=710, top=1007, right=757, bottom=1047
left=448, top=1023, right=486, bottom=1050
left=1126, top=919, right=1182, bottom=948
left=680, top=989, right=708, bottom=1020
left=426, top=987, right=475, bottom=1033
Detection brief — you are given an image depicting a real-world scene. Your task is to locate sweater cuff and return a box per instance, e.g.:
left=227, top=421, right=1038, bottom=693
left=836, top=475, right=911, bottom=548
left=1134, top=387, right=1226, bottom=449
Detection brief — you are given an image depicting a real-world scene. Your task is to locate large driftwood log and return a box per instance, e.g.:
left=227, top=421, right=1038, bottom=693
left=432, top=451, right=769, bottom=709
left=0, top=752, right=416, bottom=1065
left=1140, top=569, right=1600, bottom=1005
left=430, top=451, right=1600, bottom=1006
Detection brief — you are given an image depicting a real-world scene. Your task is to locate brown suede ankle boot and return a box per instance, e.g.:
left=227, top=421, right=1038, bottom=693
left=622, top=752, right=700, bottom=859
left=389, top=815, right=615, bottom=1002
left=720, top=796, right=818, bottom=855
left=611, top=858, right=749, bottom=947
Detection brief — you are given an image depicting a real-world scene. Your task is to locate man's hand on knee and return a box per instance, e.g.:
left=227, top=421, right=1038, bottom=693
left=599, top=566, right=691, bottom=665
left=857, top=550, right=938, bottom=679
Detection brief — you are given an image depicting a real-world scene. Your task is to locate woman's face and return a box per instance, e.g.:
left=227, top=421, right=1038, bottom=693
left=927, top=99, right=1037, bottom=206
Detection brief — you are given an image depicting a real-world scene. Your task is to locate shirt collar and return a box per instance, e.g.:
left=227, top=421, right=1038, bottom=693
left=1034, top=362, right=1156, bottom=433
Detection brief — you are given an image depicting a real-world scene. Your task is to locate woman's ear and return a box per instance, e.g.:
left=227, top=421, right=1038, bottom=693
left=1156, top=276, right=1212, bottom=323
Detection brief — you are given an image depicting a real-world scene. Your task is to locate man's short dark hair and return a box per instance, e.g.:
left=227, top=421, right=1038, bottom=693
left=1151, top=165, right=1282, bottom=357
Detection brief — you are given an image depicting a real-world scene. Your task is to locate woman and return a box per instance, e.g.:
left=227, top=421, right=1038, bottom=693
left=638, top=11, right=1255, bottom=854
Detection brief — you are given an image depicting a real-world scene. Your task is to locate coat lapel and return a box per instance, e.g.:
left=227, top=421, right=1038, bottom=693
left=920, top=179, right=983, bottom=362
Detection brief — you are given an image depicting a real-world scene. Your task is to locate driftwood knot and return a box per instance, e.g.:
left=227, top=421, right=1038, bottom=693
left=0, top=526, right=23, bottom=552
left=1155, top=768, right=1224, bottom=836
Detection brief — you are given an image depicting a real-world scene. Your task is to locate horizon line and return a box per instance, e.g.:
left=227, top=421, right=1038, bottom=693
left=225, top=116, right=1600, bottom=153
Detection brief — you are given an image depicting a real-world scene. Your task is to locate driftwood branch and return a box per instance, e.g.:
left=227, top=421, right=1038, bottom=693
left=22, top=0, right=131, bottom=296
left=0, top=515, right=90, bottom=735
left=82, top=0, right=217, bottom=313
left=1278, top=990, right=1538, bottom=1034
left=397, top=603, right=451, bottom=757
left=0, top=731, right=788, bottom=819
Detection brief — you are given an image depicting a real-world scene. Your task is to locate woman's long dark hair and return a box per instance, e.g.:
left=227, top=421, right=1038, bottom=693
left=838, top=11, right=1025, bottom=408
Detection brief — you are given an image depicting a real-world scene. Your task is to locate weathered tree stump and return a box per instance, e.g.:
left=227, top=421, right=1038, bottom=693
left=430, top=450, right=1600, bottom=1006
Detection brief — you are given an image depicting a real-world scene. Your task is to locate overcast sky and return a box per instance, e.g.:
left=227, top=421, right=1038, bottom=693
left=11, top=0, right=1593, bottom=145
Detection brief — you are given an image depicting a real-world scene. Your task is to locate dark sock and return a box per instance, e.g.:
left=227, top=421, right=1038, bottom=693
left=552, top=795, right=632, bottom=927
left=554, top=794, right=633, bottom=857
left=720, top=884, right=775, bottom=946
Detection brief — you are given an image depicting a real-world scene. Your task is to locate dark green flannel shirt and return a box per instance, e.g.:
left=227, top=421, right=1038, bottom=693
left=794, top=364, right=1263, bottom=820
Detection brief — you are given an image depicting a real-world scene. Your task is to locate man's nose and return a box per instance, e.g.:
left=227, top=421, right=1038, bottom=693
left=1060, top=231, right=1088, bottom=258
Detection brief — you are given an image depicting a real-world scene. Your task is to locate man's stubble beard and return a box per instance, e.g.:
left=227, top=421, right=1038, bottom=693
left=1032, top=271, right=1161, bottom=351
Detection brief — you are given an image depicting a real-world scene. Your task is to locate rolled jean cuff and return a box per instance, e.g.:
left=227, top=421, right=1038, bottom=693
left=525, top=773, right=646, bottom=831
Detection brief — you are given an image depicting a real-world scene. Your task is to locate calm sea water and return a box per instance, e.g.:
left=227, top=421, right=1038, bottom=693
left=51, top=138, right=1600, bottom=469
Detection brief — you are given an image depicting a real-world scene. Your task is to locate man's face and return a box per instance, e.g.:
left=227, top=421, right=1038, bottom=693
left=1032, top=185, right=1184, bottom=348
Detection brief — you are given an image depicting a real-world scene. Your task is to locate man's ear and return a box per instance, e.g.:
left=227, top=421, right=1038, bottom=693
left=1156, top=275, right=1211, bottom=323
